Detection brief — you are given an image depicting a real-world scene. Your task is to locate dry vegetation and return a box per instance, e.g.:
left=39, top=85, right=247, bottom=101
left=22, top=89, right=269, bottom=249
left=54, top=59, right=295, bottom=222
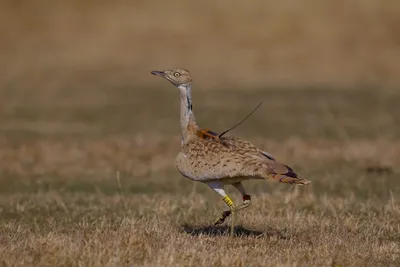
left=1, top=87, right=399, bottom=266
left=0, top=1, right=400, bottom=266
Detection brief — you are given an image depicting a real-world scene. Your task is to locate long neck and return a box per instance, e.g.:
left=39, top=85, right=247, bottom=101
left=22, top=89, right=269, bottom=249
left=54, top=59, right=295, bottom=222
left=178, top=84, right=199, bottom=142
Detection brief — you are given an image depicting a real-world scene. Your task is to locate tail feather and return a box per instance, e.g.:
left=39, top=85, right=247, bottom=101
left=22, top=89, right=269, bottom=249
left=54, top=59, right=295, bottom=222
left=263, top=162, right=311, bottom=185
left=242, top=153, right=311, bottom=185
left=270, top=173, right=311, bottom=185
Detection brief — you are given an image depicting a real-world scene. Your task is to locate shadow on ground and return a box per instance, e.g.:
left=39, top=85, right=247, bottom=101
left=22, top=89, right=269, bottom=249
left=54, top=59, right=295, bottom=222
left=181, top=224, right=291, bottom=239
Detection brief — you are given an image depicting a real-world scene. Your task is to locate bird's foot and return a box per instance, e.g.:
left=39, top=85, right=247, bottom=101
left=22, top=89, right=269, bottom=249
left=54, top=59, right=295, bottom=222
left=235, top=195, right=251, bottom=211
left=214, top=195, right=251, bottom=225
left=214, top=210, right=231, bottom=225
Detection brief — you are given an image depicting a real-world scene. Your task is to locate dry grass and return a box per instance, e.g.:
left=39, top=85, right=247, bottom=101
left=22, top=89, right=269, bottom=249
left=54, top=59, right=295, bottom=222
left=0, top=85, right=400, bottom=266
left=1, top=1, right=400, bottom=266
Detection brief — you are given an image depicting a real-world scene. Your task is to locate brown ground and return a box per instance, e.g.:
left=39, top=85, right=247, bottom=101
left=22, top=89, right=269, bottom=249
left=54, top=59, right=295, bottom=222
left=1, top=1, right=400, bottom=267
left=1, top=86, right=399, bottom=266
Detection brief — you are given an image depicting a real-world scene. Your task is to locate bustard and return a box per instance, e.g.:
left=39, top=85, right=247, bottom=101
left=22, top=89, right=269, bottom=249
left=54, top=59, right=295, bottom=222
left=151, top=68, right=311, bottom=235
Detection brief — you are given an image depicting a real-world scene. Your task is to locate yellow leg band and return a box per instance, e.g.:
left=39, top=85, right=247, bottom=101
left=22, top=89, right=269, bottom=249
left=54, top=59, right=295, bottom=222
left=223, top=196, right=234, bottom=207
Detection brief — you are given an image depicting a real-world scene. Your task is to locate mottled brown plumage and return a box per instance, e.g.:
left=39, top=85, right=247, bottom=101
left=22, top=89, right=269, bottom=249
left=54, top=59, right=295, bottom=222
left=151, top=68, right=310, bottom=235
left=176, top=135, right=310, bottom=185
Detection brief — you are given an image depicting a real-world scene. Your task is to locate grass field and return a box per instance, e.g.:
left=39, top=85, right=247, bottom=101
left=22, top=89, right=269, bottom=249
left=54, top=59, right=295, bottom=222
left=1, top=1, right=400, bottom=266
left=0, top=83, right=399, bottom=266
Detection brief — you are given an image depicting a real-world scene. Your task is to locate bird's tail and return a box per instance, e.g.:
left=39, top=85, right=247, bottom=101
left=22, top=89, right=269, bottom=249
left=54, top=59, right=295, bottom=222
left=242, top=153, right=312, bottom=185
left=261, top=161, right=311, bottom=185
left=268, top=173, right=311, bottom=185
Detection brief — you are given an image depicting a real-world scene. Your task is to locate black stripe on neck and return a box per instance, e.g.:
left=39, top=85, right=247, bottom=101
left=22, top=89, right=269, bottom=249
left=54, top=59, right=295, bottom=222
left=187, top=96, right=192, bottom=111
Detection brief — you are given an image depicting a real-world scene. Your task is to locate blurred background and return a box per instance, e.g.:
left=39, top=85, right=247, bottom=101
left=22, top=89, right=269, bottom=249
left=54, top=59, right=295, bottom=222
left=1, top=0, right=400, bottom=91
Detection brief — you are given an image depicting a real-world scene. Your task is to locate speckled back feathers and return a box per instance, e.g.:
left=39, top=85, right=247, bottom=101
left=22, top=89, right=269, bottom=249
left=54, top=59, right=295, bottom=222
left=176, top=135, right=311, bottom=185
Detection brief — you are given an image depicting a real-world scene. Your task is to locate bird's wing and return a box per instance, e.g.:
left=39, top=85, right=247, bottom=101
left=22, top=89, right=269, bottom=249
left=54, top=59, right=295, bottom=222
left=177, top=136, right=310, bottom=185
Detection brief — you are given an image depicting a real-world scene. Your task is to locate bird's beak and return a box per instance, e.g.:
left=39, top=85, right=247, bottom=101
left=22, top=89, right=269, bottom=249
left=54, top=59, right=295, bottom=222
left=151, top=70, right=165, bottom=76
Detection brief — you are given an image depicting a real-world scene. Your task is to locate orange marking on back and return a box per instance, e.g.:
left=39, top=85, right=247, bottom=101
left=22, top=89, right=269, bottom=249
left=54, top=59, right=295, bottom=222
left=197, top=128, right=220, bottom=141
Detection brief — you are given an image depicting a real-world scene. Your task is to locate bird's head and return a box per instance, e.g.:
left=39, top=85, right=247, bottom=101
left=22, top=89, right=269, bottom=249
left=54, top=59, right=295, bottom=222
left=151, top=68, right=192, bottom=89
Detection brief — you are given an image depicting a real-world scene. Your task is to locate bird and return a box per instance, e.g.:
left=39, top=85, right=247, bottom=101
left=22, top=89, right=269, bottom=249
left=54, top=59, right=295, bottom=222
left=151, top=68, right=311, bottom=236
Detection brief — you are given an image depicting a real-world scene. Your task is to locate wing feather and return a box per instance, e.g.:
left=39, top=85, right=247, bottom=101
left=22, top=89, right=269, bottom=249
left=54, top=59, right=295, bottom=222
left=176, top=136, right=310, bottom=185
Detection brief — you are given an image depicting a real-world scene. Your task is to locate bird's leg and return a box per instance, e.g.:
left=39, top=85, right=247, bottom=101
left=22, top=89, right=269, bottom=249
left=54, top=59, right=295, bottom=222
left=232, top=182, right=252, bottom=211
left=207, top=182, right=236, bottom=236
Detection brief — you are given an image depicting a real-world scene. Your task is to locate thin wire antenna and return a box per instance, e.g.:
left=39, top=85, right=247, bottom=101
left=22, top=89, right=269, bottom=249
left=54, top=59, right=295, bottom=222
left=218, top=101, right=264, bottom=138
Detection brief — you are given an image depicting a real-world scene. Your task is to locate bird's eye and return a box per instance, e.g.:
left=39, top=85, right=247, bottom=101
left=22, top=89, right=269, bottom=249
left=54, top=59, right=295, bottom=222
left=174, top=72, right=181, bottom=77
